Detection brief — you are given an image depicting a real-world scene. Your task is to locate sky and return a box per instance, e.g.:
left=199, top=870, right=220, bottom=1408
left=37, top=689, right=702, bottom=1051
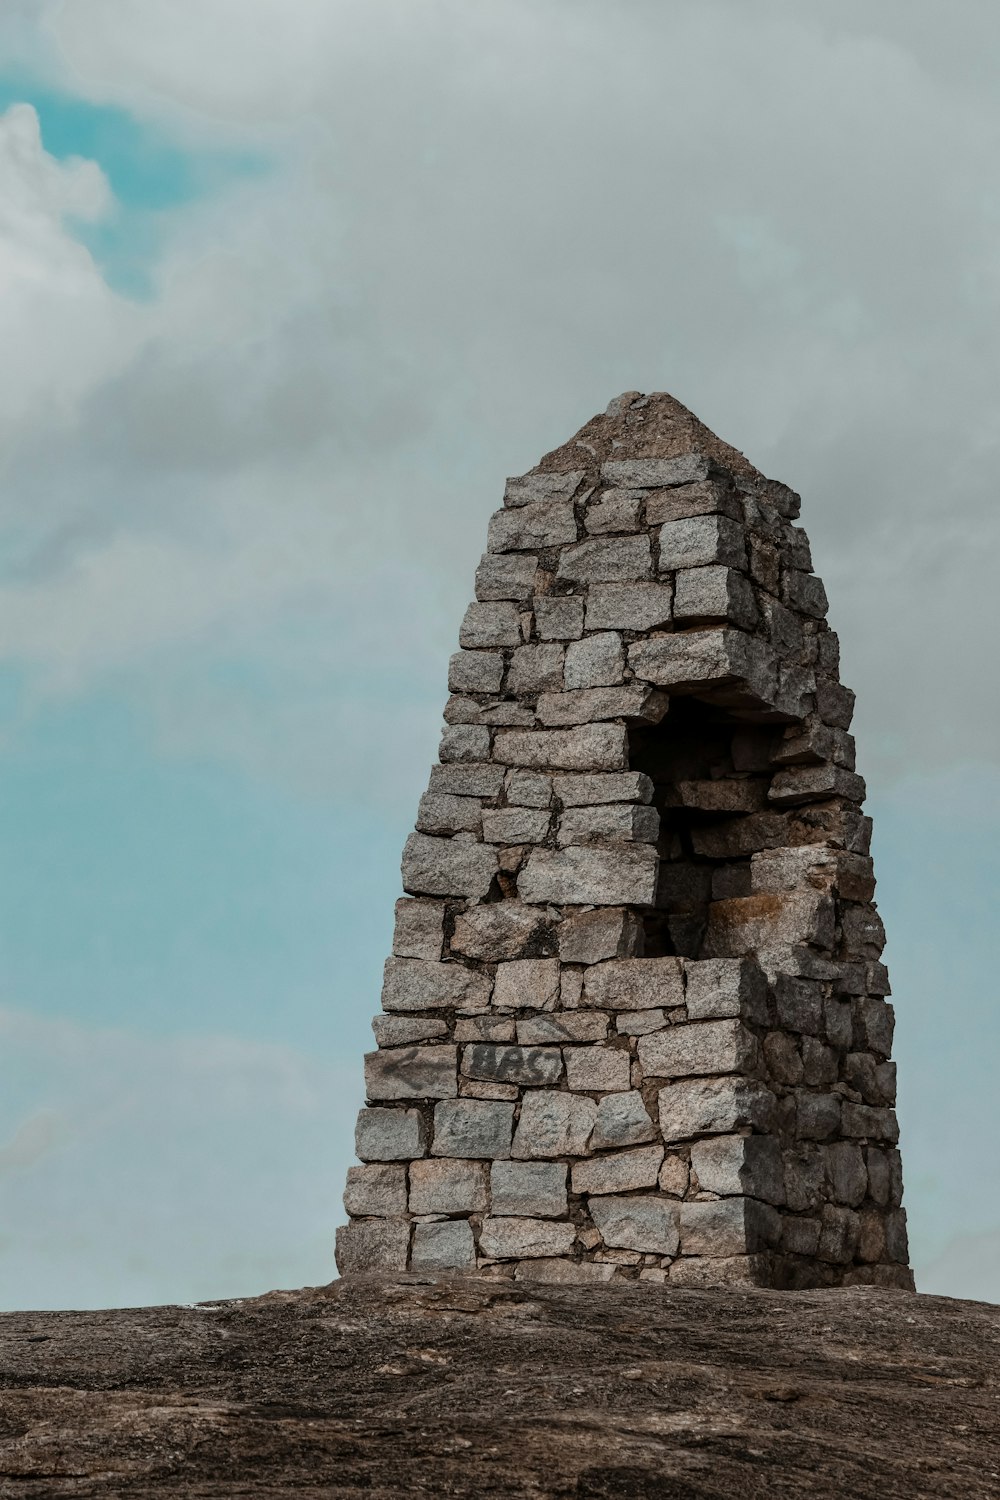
left=0, top=0, right=997, bottom=1309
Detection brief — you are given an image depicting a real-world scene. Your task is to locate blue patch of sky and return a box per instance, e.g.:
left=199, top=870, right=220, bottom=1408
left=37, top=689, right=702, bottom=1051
left=0, top=682, right=398, bottom=1063
left=0, top=76, right=267, bottom=297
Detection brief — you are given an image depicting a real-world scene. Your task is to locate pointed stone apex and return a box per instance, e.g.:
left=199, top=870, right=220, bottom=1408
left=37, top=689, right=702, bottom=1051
left=539, top=390, right=764, bottom=489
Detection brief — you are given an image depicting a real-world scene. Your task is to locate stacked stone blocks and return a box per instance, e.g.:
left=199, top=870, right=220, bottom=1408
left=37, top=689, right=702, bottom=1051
left=336, top=392, right=911, bottom=1290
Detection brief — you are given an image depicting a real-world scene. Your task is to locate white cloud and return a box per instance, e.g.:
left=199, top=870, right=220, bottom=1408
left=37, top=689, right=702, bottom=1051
left=0, top=2, right=999, bottom=793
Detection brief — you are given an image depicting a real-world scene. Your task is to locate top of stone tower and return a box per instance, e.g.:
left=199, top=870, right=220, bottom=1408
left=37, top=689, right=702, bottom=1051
left=536, top=390, right=768, bottom=491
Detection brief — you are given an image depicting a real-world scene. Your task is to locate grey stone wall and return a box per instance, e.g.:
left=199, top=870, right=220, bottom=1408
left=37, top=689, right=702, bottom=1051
left=336, top=391, right=912, bottom=1291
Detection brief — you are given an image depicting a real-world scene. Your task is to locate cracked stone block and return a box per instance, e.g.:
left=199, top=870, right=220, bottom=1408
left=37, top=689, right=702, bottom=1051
left=411, top=1219, right=476, bottom=1271
left=557, top=803, right=660, bottom=846
left=584, top=490, right=644, bottom=533
left=684, top=958, right=767, bottom=1021
left=589, top=1195, right=680, bottom=1255
left=507, top=643, right=566, bottom=695
left=489, top=1161, right=568, bottom=1218
left=481, top=808, right=552, bottom=844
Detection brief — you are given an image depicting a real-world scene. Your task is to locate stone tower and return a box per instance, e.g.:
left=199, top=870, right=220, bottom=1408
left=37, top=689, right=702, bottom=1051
left=336, top=392, right=911, bottom=1291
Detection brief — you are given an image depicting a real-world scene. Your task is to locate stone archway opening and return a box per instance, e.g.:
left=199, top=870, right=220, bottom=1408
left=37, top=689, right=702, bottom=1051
left=628, top=697, right=776, bottom=960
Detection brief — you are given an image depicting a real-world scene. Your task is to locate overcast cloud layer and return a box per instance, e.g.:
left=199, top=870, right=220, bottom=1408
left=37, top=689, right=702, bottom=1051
left=0, top=0, right=998, bottom=1305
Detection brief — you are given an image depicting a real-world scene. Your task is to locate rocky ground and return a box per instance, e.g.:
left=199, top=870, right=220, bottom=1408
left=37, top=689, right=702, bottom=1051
left=0, top=1274, right=996, bottom=1497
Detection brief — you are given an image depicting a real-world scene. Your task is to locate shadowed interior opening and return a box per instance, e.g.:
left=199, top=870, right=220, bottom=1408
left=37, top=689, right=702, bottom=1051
left=628, top=699, right=777, bottom=959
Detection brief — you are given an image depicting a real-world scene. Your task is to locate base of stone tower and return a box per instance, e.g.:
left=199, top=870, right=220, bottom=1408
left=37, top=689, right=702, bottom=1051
left=0, top=1273, right=992, bottom=1498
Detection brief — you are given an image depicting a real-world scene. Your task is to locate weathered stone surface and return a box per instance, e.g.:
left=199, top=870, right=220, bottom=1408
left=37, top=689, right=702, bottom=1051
left=462, top=1044, right=563, bottom=1087
left=365, top=1045, right=458, bottom=1101
left=557, top=802, right=659, bottom=845
left=556, top=534, right=653, bottom=583
left=381, top=957, right=491, bottom=1013
left=479, top=1217, right=576, bottom=1260
left=684, top=957, right=767, bottom=1021
left=334, top=1218, right=410, bottom=1273
left=355, top=1107, right=428, bottom=1162
left=558, top=907, right=642, bottom=964
left=515, top=1257, right=616, bottom=1283
left=583, top=958, right=685, bottom=1011
left=516, top=1011, right=610, bottom=1044
left=589, top=1194, right=680, bottom=1254
left=571, top=1144, right=664, bottom=1195
left=494, top=724, right=627, bottom=771
left=674, top=564, right=758, bottom=627
left=428, top=762, right=505, bottom=798
left=563, top=1045, right=631, bottom=1093
left=637, top=1019, right=759, bottom=1079
left=481, top=807, right=551, bottom=844
left=342, top=392, right=908, bottom=1292
left=448, top=649, right=506, bottom=693
left=504, top=470, right=585, bottom=507
left=690, top=1135, right=785, bottom=1204
left=518, top=844, right=659, bottom=906
left=512, top=1090, right=596, bottom=1157
left=679, top=1197, right=782, bottom=1257
left=416, top=791, right=483, bottom=835
left=450, top=902, right=553, bottom=962
left=553, top=771, right=654, bottom=806
left=536, top=685, right=668, bottom=726
left=488, top=499, right=577, bottom=552
left=490, top=1161, right=568, bottom=1217
left=658, top=1079, right=777, bottom=1140
left=507, top=642, right=566, bottom=694
left=344, top=1164, right=408, bottom=1217
left=534, top=594, right=585, bottom=639
left=372, top=1014, right=449, bottom=1047
left=564, top=632, right=625, bottom=689
left=460, top=601, right=522, bottom=649
left=474, top=551, right=539, bottom=601
left=601, top=454, right=710, bottom=487
left=493, top=958, right=561, bottom=1011
left=411, top=1220, right=476, bottom=1271
left=591, top=1090, right=658, bottom=1149
left=392, top=898, right=446, bottom=961
left=585, top=582, right=673, bottom=632
left=432, top=1100, right=515, bottom=1158
left=402, top=833, right=498, bottom=900
left=659, top=515, right=747, bottom=570
left=584, top=490, right=644, bottom=533
left=409, top=1159, right=488, bottom=1214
